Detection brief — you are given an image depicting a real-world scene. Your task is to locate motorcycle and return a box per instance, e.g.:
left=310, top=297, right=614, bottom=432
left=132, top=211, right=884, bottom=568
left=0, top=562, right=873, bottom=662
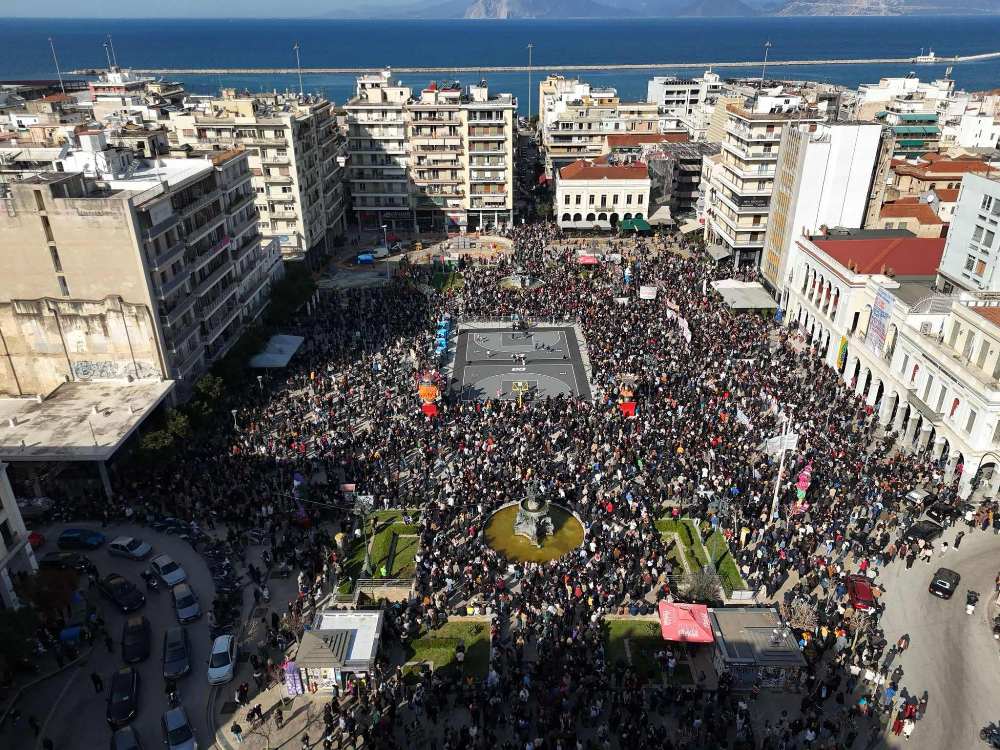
left=261, top=585, right=271, bottom=603
left=967, top=590, right=980, bottom=616
left=141, top=569, right=160, bottom=592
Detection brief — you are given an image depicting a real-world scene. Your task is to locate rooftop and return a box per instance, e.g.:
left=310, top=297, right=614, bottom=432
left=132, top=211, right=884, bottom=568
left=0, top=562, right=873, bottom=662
left=970, top=305, right=1000, bottom=329
left=812, top=236, right=946, bottom=277
left=709, top=607, right=805, bottom=668
left=559, top=158, right=649, bottom=181
left=0, top=380, right=174, bottom=462
left=892, top=155, right=991, bottom=178
left=880, top=201, right=944, bottom=225
left=606, top=133, right=689, bottom=148
left=295, top=610, right=384, bottom=669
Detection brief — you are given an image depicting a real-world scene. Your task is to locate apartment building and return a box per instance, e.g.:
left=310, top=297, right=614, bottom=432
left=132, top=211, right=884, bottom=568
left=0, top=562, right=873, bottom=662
left=0, top=133, right=281, bottom=396
left=760, top=122, right=884, bottom=301
left=889, top=153, right=992, bottom=197
left=538, top=75, right=660, bottom=177
left=169, top=90, right=346, bottom=262
left=346, top=70, right=516, bottom=233
left=854, top=75, right=961, bottom=122
left=0, top=461, right=36, bottom=609
left=647, top=71, right=728, bottom=140
left=937, top=173, right=1000, bottom=293
left=702, top=95, right=823, bottom=269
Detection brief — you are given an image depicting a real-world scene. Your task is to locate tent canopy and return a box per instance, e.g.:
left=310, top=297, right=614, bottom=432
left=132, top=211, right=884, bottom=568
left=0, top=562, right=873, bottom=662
left=648, top=206, right=674, bottom=226
left=658, top=601, right=715, bottom=644
left=249, top=335, right=306, bottom=368
left=707, top=244, right=733, bottom=261
left=710, top=280, right=778, bottom=310
left=620, top=217, right=652, bottom=233
left=578, top=255, right=599, bottom=265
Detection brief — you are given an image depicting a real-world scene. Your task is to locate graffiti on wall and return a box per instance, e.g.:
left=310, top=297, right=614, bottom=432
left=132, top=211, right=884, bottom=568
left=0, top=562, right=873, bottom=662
left=71, top=360, right=160, bottom=381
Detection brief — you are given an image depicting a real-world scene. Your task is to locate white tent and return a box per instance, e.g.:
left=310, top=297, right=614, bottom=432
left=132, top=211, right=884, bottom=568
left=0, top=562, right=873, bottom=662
left=249, top=335, right=305, bottom=368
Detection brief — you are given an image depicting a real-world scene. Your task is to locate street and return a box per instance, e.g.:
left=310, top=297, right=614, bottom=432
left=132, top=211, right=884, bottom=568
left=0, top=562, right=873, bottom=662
left=878, top=524, right=1000, bottom=749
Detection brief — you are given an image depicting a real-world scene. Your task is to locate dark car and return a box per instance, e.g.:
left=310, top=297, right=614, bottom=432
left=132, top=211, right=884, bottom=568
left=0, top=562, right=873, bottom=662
left=57, top=528, right=106, bottom=550
left=110, top=726, right=143, bottom=750
left=846, top=574, right=877, bottom=612
left=925, top=502, right=970, bottom=525
left=38, top=551, right=96, bottom=574
left=121, top=615, right=151, bottom=664
left=106, top=667, right=139, bottom=728
left=162, top=627, right=191, bottom=680
left=902, top=520, right=944, bottom=545
left=929, top=567, right=961, bottom=599
left=98, top=574, right=146, bottom=613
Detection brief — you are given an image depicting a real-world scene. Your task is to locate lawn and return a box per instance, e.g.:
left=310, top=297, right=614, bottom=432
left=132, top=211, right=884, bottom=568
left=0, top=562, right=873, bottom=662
left=431, top=270, right=464, bottom=293
left=655, top=518, right=709, bottom=571
left=604, top=619, right=663, bottom=680
left=404, top=620, right=491, bottom=681
left=339, top=512, right=421, bottom=590
left=704, top=530, right=748, bottom=596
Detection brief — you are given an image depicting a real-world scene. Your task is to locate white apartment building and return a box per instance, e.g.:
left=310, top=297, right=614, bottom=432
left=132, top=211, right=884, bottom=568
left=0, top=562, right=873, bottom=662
left=169, top=90, right=346, bottom=262
left=854, top=75, right=962, bottom=121
left=346, top=70, right=516, bottom=233
left=761, top=122, right=885, bottom=302
left=937, top=173, right=1000, bottom=294
left=781, top=232, right=1000, bottom=498
left=538, top=75, right=660, bottom=177
left=0, top=134, right=282, bottom=396
left=647, top=71, right=727, bottom=141
left=703, top=95, right=822, bottom=269
left=555, top=158, right=650, bottom=231
left=940, top=113, right=1000, bottom=151
left=0, top=461, right=36, bottom=610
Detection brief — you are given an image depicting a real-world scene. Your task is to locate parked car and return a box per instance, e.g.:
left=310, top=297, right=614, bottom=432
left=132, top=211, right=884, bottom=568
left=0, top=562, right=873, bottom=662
left=162, top=627, right=192, bottom=680
left=28, top=531, right=45, bottom=549
left=171, top=583, right=201, bottom=624
left=846, top=574, right=877, bottom=612
left=370, top=244, right=390, bottom=259
left=57, top=528, right=106, bottom=550
left=121, top=615, right=151, bottom=664
left=109, top=536, right=152, bottom=561
left=929, top=567, right=961, bottom=599
left=38, top=551, right=96, bottom=574
left=98, top=573, right=146, bottom=613
left=106, top=667, right=140, bottom=728
left=110, top=726, right=143, bottom=750
left=902, top=520, right=944, bottom=545
left=150, top=555, right=187, bottom=586
left=161, top=705, right=198, bottom=750
left=904, top=488, right=935, bottom=512
left=925, top=501, right=971, bottom=525
left=206, top=634, right=237, bottom=685
left=356, top=252, right=374, bottom=265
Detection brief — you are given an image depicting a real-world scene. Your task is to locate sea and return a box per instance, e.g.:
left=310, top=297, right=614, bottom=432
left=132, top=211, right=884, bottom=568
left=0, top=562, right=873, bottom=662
left=3, top=16, right=1000, bottom=112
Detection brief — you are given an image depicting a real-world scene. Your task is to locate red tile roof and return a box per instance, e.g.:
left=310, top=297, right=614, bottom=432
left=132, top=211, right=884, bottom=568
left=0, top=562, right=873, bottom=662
left=812, top=237, right=945, bottom=277
left=972, top=306, right=1000, bottom=328
left=893, top=156, right=990, bottom=179
left=606, top=133, right=688, bottom=148
left=559, top=159, right=649, bottom=181
left=879, top=202, right=943, bottom=225
left=934, top=188, right=960, bottom=202
left=39, top=93, right=73, bottom=103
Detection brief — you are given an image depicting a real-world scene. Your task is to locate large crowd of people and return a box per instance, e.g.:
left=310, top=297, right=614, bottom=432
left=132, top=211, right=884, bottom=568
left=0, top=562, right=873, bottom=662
left=29, top=221, right=1000, bottom=748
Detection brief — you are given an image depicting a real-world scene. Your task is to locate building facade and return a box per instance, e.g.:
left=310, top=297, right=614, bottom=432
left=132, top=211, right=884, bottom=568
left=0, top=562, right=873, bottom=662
left=761, top=122, right=884, bottom=301
left=169, top=90, right=346, bottom=262
left=0, top=461, right=37, bottom=610
left=0, top=139, right=281, bottom=396
left=937, top=173, right=1000, bottom=293
left=647, top=71, right=727, bottom=140
left=555, top=158, right=650, bottom=231
left=346, top=70, right=516, bottom=233
left=703, top=97, right=822, bottom=269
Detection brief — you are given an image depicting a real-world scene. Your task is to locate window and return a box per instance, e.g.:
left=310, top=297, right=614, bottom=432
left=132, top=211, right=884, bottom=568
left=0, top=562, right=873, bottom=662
left=910, top=363, right=919, bottom=382
left=985, top=230, right=996, bottom=248
left=976, top=260, right=988, bottom=276
left=983, top=195, right=994, bottom=212
left=973, top=226, right=984, bottom=243
left=966, top=409, right=978, bottom=434
left=978, top=340, right=990, bottom=369
left=564, top=194, right=570, bottom=205
left=575, top=195, right=581, bottom=206
left=57, top=276, right=69, bottom=296
left=949, top=324, right=961, bottom=348
left=49, top=247, right=62, bottom=273
left=637, top=194, right=644, bottom=204
left=0, top=519, right=12, bottom=547
left=923, top=375, right=934, bottom=401
left=626, top=194, right=632, bottom=205
left=900, top=353, right=910, bottom=377
left=588, top=195, right=595, bottom=206
left=936, top=385, right=947, bottom=412
left=965, top=255, right=976, bottom=271
left=950, top=398, right=961, bottom=418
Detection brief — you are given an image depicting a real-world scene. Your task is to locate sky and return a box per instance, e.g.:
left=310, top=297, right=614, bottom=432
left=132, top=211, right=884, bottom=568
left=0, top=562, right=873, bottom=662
left=0, top=0, right=405, bottom=16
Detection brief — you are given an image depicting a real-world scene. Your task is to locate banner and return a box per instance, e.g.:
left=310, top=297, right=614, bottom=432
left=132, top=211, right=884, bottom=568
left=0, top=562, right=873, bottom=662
left=866, top=287, right=895, bottom=356
left=421, top=403, right=438, bottom=417
left=283, top=661, right=304, bottom=696
left=836, top=335, right=849, bottom=370
left=639, top=285, right=658, bottom=300
left=619, top=401, right=636, bottom=417
left=736, top=408, right=752, bottom=428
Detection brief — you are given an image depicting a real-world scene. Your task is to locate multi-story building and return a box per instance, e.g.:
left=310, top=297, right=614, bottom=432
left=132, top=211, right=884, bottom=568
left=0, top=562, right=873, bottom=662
left=647, top=71, right=728, bottom=140
left=538, top=75, right=660, bottom=177
left=0, top=133, right=281, bottom=396
left=889, top=153, right=992, bottom=198
left=346, top=70, right=516, bottom=233
left=169, top=90, right=346, bottom=262
left=703, top=95, right=823, bottom=269
left=638, top=140, right=719, bottom=221
left=555, top=157, right=650, bottom=231
left=760, top=122, right=884, bottom=301
left=854, top=74, right=961, bottom=122
left=937, top=173, right=1000, bottom=293
left=0, top=461, right=36, bottom=609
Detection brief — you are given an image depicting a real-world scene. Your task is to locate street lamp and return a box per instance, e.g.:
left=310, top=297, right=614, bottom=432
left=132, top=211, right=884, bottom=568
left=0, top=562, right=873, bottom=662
left=381, top=223, right=390, bottom=280
left=230, top=409, right=238, bottom=430
left=256, top=375, right=263, bottom=391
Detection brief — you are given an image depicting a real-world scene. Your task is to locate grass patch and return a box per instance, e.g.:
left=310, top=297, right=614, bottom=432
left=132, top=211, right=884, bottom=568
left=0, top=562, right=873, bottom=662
left=655, top=518, right=709, bottom=571
left=367, top=512, right=420, bottom=579
left=404, top=621, right=490, bottom=681
left=604, top=619, right=662, bottom=680
left=705, top=530, right=747, bottom=596
left=431, top=271, right=464, bottom=293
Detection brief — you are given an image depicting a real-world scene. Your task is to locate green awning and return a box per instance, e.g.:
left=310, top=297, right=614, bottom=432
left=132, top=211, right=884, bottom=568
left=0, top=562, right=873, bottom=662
left=897, top=112, right=938, bottom=122
left=620, top=218, right=635, bottom=231
left=631, top=218, right=651, bottom=232
left=894, top=125, right=940, bottom=135
left=897, top=140, right=928, bottom=147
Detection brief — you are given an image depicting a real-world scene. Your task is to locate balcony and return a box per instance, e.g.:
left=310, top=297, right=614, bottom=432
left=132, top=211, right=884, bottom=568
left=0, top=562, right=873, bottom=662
left=185, top=212, right=226, bottom=245
left=239, top=269, right=271, bottom=305
left=715, top=171, right=771, bottom=198
left=260, top=155, right=291, bottom=165
left=229, top=212, right=258, bottom=239
left=244, top=137, right=287, bottom=147
left=226, top=191, right=254, bottom=214
left=721, top=140, right=778, bottom=162
left=157, top=270, right=190, bottom=298
left=263, top=173, right=293, bottom=184
left=144, top=213, right=179, bottom=239
left=721, top=162, right=775, bottom=182
left=148, top=238, right=186, bottom=271
left=709, top=220, right=765, bottom=249
left=717, top=190, right=770, bottom=215
left=202, top=301, right=241, bottom=345
left=176, top=188, right=221, bottom=217
left=193, top=262, right=233, bottom=299
left=232, top=232, right=262, bottom=263
left=164, top=315, right=200, bottom=350
left=170, top=340, right=204, bottom=377
left=160, top=292, right=197, bottom=326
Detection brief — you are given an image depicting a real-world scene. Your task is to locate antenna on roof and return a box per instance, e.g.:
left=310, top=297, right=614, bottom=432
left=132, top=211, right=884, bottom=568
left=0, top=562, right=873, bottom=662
left=107, top=34, right=118, bottom=67
left=48, top=37, right=66, bottom=95
left=293, top=42, right=304, bottom=99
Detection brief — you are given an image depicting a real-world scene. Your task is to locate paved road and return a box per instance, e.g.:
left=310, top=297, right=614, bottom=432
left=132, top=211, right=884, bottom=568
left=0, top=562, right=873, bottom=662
left=25, top=522, right=222, bottom=750
left=877, top=524, right=1000, bottom=749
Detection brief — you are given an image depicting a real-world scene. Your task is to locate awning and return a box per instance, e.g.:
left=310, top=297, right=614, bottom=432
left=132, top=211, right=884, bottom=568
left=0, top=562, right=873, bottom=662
left=578, top=255, right=599, bottom=265
left=894, top=125, right=940, bottom=135
left=710, top=279, right=778, bottom=310
left=658, top=601, right=715, bottom=644
left=897, top=140, right=928, bottom=148
left=897, top=112, right=939, bottom=122
left=680, top=219, right=703, bottom=235
left=706, top=244, right=733, bottom=261
left=249, top=334, right=306, bottom=368
left=648, top=206, right=674, bottom=226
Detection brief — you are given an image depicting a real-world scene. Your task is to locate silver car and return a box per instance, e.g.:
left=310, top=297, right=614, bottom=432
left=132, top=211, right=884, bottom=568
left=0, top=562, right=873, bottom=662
left=150, top=554, right=186, bottom=586
left=171, top=583, right=201, bottom=624
left=161, top=706, right=197, bottom=750
left=108, top=536, right=152, bottom=561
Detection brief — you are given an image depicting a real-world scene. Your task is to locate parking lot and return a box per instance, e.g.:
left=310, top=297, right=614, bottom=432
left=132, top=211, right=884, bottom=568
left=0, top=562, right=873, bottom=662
left=8, top=522, right=253, bottom=750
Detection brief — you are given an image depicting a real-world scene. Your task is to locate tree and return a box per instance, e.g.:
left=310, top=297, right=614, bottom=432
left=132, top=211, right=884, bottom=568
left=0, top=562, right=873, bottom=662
left=194, top=374, right=225, bottom=404
left=16, top=570, right=79, bottom=618
left=139, top=429, right=175, bottom=456
left=165, top=409, right=192, bottom=440
left=779, top=598, right=819, bottom=630
left=682, top=568, right=722, bottom=604
left=0, top=607, right=39, bottom=668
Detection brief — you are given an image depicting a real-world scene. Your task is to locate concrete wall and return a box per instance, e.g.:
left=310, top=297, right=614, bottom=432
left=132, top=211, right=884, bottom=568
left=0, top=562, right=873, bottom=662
left=0, top=296, right=163, bottom=396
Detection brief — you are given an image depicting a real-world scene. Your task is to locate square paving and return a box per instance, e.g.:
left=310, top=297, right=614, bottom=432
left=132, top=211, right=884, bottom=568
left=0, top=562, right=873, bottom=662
left=454, top=326, right=591, bottom=401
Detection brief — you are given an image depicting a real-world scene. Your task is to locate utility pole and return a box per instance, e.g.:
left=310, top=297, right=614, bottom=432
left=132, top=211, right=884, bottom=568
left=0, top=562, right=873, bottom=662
left=770, top=412, right=790, bottom=521
left=293, top=42, right=304, bottom=98
left=103, top=42, right=113, bottom=71
left=48, top=37, right=65, bottom=95
left=527, top=43, right=534, bottom=124
left=107, top=34, right=118, bottom=67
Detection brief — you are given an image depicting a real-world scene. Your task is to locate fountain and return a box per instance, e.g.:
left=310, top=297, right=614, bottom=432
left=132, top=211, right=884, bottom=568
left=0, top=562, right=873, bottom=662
left=512, top=484, right=555, bottom=547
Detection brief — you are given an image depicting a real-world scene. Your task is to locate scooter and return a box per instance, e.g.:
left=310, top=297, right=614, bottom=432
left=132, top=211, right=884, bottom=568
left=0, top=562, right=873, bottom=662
left=967, top=590, right=980, bottom=615
left=992, top=616, right=1000, bottom=640
left=261, top=585, right=271, bottom=604
left=141, top=569, right=159, bottom=592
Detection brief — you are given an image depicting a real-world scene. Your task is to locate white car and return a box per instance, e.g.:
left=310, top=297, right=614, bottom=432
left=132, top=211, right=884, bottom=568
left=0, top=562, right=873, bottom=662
left=370, top=245, right=389, bottom=259
left=150, top=554, right=187, bottom=587
left=207, top=634, right=237, bottom=685
left=108, top=536, right=152, bottom=561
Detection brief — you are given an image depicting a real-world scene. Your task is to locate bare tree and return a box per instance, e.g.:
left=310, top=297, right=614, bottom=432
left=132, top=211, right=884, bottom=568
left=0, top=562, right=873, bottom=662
left=779, top=598, right=819, bottom=630
left=683, top=568, right=723, bottom=604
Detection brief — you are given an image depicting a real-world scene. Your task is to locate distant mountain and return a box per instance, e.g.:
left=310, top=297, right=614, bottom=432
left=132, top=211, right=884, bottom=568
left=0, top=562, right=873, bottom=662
left=319, top=0, right=1000, bottom=17
left=463, top=0, right=616, bottom=17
